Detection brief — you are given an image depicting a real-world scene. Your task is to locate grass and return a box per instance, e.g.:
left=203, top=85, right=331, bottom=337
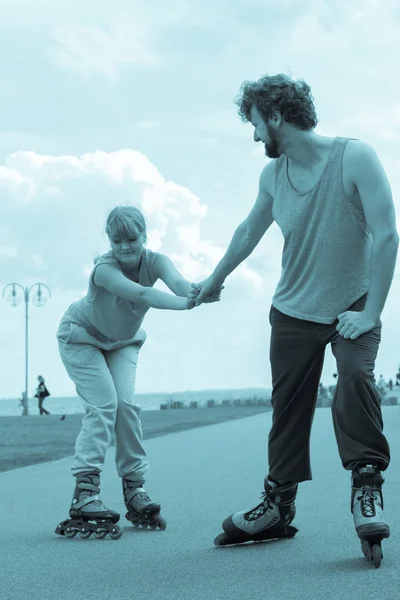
left=0, top=405, right=272, bottom=473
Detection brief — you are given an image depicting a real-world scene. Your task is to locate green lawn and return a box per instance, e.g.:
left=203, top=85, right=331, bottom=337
left=0, top=405, right=272, bottom=472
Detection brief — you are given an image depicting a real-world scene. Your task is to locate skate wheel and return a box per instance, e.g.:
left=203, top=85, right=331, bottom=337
left=64, top=528, right=78, bottom=538
left=94, top=530, right=108, bottom=539
left=157, top=515, right=167, bottom=531
left=109, top=526, right=123, bottom=540
left=79, top=530, right=93, bottom=539
left=361, top=539, right=369, bottom=558
left=372, top=544, right=382, bottom=568
left=125, top=512, right=139, bottom=527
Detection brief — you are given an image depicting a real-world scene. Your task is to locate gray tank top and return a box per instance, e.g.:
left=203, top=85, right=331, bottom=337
left=65, top=248, right=160, bottom=341
left=271, top=137, right=372, bottom=324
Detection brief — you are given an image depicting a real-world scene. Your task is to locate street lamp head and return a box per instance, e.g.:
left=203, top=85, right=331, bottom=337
left=6, top=287, right=22, bottom=307
left=32, top=284, right=51, bottom=307
left=32, top=292, right=47, bottom=307
left=31, top=283, right=51, bottom=307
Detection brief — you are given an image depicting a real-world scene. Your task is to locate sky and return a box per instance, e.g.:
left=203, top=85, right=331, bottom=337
left=1, top=0, right=400, bottom=399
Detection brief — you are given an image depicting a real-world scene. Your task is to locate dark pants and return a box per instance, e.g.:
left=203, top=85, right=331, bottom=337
left=38, top=397, right=50, bottom=415
left=268, top=294, right=390, bottom=483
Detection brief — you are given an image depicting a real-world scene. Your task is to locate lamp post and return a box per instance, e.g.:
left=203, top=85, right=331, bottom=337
left=2, top=282, right=51, bottom=416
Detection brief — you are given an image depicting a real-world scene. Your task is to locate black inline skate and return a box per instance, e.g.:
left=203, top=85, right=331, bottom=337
left=351, top=465, right=390, bottom=568
left=122, top=478, right=166, bottom=530
left=214, top=477, right=299, bottom=547
left=55, top=471, right=123, bottom=540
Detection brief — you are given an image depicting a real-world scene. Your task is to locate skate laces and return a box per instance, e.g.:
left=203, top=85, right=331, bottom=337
left=360, top=487, right=379, bottom=517
left=246, top=492, right=273, bottom=519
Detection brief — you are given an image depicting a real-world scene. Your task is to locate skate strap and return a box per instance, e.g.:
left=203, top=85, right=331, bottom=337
left=73, top=494, right=100, bottom=510
left=352, top=476, right=383, bottom=488
left=125, top=488, right=150, bottom=503
left=77, top=482, right=99, bottom=492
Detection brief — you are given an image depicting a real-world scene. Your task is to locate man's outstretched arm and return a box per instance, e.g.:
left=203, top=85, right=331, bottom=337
left=195, top=161, right=276, bottom=305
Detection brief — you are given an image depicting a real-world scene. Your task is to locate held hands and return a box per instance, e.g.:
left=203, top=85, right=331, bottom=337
left=336, top=310, right=379, bottom=340
left=186, top=276, right=225, bottom=309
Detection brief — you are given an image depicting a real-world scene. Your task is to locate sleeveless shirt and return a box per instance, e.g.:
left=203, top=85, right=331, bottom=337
left=65, top=248, right=160, bottom=341
left=271, top=137, right=372, bottom=324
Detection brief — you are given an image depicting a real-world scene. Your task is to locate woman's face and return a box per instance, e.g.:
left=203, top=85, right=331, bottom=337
left=109, top=233, right=144, bottom=271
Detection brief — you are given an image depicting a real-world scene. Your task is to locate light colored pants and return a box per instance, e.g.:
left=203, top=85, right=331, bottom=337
left=56, top=315, right=149, bottom=482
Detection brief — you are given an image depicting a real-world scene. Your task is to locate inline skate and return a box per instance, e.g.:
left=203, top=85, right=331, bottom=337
left=214, top=477, right=298, bottom=547
left=56, top=471, right=122, bottom=540
left=351, top=465, right=390, bottom=568
left=122, top=478, right=166, bottom=530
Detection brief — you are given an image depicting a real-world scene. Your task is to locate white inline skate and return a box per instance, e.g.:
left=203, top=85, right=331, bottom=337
left=214, top=477, right=299, bottom=547
left=351, top=464, right=390, bottom=568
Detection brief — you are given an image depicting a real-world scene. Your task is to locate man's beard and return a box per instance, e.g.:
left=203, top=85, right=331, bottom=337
left=265, top=140, right=280, bottom=159
left=264, top=124, right=281, bottom=158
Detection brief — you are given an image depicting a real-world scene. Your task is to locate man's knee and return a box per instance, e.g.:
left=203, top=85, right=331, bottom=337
left=337, top=361, right=375, bottom=385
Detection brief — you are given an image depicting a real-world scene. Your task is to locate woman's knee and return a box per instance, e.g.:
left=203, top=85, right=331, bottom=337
left=117, top=397, right=141, bottom=415
left=79, top=389, right=119, bottom=417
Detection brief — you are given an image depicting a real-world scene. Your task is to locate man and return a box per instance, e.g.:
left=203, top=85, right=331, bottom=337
left=190, top=74, right=399, bottom=554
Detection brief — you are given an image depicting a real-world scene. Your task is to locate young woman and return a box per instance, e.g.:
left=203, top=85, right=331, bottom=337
left=35, top=375, right=50, bottom=415
left=55, top=205, right=221, bottom=539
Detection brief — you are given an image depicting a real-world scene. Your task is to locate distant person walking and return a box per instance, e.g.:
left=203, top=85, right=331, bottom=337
left=18, top=391, right=28, bottom=416
left=35, top=375, right=50, bottom=415
left=55, top=205, right=222, bottom=538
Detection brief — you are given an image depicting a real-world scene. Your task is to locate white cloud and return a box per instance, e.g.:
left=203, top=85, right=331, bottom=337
left=0, top=149, right=262, bottom=291
left=232, top=262, right=264, bottom=291
left=0, top=166, right=35, bottom=204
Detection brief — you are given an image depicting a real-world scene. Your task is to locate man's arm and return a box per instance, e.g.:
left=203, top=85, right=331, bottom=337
left=211, top=161, right=275, bottom=285
left=348, top=140, right=399, bottom=320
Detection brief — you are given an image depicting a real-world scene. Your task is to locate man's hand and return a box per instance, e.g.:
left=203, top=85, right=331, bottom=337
left=189, top=278, right=225, bottom=307
left=336, top=310, right=380, bottom=340
left=188, top=283, right=224, bottom=305
left=186, top=281, right=223, bottom=310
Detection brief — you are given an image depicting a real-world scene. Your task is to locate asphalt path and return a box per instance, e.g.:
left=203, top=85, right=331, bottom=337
left=1, top=406, right=399, bottom=600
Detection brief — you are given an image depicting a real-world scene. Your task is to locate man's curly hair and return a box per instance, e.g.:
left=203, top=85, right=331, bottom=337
left=234, top=73, right=318, bottom=130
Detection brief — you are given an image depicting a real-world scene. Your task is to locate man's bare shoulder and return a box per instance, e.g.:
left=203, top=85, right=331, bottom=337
left=344, top=138, right=377, bottom=163
left=343, top=138, right=388, bottom=187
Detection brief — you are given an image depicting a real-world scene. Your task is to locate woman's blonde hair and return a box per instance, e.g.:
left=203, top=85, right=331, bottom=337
left=105, top=205, right=147, bottom=242
left=93, top=205, right=148, bottom=265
